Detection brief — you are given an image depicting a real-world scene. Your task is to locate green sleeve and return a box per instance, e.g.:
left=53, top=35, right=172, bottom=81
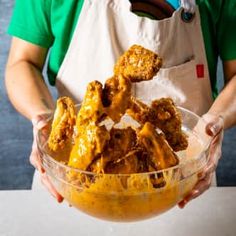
left=217, top=0, right=236, bottom=61
left=7, top=0, right=54, bottom=48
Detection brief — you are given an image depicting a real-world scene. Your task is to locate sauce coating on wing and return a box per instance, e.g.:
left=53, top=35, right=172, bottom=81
left=127, top=97, right=188, bottom=151
left=48, top=97, right=76, bottom=152
left=68, top=81, right=110, bottom=170
left=68, top=123, right=110, bottom=170
left=103, top=75, right=132, bottom=123
left=138, top=122, right=179, bottom=170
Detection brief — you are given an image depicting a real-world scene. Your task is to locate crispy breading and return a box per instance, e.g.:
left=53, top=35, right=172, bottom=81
left=127, top=97, right=188, bottom=152
left=102, top=45, right=161, bottom=123
left=68, top=123, right=110, bottom=170
left=76, top=81, right=106, bottom=126
left=151, top=98, right=188, bottom=152
left=127, top=96, right=155, bottom=124
left=103, top=75, right=132, bottom=123
left=137, top=122, right=179, bottom=170
left=114, top=44, right=162, bottom=82
left=104, top=149, right=139, bottom=174
left=48, top=97, right=76, bottom=152
left=68, top=81, right=110, bottom=170
left=88, top=127, right=137, bottom=173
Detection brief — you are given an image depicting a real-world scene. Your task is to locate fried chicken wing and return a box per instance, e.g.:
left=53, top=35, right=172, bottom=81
left=104, top=149, right=139, bottom=174
left=114, top=44, right=162, bottom=82
left=68, top=123, right=110, bottom=170
left=137, top=122, right=179, bottom=170
left=88, top=127, right=137, bottom=173
left=104, top=127, right=137, bottom=162
left=151, top=98, right=188, bottom=151
left=102, top=75, right=132, bottom=123
left=127, top=97, right=188, bottom=151
left=138, top=122, right=180, bottom=188
left=68, top=81, right=110, bottom=170
left=76, top=80, right=106, bottom=126
left=127, top=96, right=155, bottom=124
left=105, top=147, right=155, bottom=175
left=48, top=97, right=76, bottom=152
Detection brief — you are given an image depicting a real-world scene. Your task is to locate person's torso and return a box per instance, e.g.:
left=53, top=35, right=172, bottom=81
left=47, top=0, right=220, bottom=98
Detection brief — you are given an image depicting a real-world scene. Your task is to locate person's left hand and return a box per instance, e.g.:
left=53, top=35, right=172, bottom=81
left=30, top=113, right=64, bottom=203
left=178, top=113, right=224, bottom=208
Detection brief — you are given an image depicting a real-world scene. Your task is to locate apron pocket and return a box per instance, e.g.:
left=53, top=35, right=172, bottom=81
left=160, top=58, right=197, bottom=80
left=135, top=58, right=209, bottom=114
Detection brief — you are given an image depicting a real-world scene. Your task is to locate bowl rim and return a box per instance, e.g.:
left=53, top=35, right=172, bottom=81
left=36, top=105, right=212, bottom=177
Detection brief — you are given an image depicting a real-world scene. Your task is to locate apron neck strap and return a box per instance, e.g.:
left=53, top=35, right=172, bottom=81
left=180, top=0, right=196, bottom=13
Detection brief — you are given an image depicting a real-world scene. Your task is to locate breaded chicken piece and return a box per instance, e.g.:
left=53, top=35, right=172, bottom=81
left=68, top=81, right=110, bottom=170
left=104, top=146, right=156, bottom=175
left=102, top=75, right=132, bottom=123
left=68, top=123, right=110, bottom=170
left=138, top=122, right=180, bottom=188
left=48, top=97, right=76, bottom=152
left=137, top=122, right=179, bottom=170
left=104, top=149, right=139, bottom=174
left=151, top=98, right=188, bottom=152
left=76, top=81, right=107, bottom=126
left=127, top=97, right=188, bottom=152
left=114, top=44, right=162, bottom=82
left=88, top=127, right=137, bottom=173
left=127, top=96, right=155, bottom=124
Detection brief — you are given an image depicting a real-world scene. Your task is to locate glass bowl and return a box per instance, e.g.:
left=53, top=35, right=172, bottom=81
left=37, top=106, right=212, bottom=222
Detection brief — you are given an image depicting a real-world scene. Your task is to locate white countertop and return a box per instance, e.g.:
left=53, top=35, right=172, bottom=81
left=0, top=187, right=236, bottom=236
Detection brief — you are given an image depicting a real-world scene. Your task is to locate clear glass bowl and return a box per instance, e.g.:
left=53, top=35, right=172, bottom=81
left=37, top=106, right=212, bottom=222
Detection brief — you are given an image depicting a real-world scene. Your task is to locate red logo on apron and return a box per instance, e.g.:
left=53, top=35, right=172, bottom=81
left=196, top=64, right=204, bottom=78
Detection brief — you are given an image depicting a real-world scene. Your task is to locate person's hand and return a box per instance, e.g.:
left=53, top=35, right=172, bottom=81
left=178, top=113, right=224, bottom=208
left=30, top=113, right=64, bottom=203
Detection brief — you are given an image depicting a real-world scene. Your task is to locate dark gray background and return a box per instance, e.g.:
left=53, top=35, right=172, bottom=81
left=0, top=0, right=235, bottom=189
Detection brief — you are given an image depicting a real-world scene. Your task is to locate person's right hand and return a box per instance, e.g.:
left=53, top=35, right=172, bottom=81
left=30, top=113, right=64, bottom=203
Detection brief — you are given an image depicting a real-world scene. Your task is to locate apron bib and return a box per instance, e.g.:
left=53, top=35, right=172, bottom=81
left=32, top=0, right=216, bottom=189
left=56, top=0, right=213, bottom=116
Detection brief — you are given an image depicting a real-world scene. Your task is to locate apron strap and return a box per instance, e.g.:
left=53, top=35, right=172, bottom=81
left=180, top=0, right=196, bottom=13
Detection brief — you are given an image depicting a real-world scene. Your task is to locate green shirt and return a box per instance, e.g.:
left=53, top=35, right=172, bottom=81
left=8, top=0, right=236, bottom=98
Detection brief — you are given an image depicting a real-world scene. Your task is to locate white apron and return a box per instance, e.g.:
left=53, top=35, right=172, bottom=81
left=56, top=0, right=213, bottom=116
left=32, top=0, right=216, bottom=189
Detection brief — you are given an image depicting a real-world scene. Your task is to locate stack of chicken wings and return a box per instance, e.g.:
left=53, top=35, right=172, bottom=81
left=47, top=45, right=188, bottom=185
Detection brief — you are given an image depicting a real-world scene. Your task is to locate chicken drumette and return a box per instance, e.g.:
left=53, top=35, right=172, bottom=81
left=127, top=97, right=188, bottom=152
left=68, top=81, right=110, bottom=170
left=48, top=97, right=76, bottom=152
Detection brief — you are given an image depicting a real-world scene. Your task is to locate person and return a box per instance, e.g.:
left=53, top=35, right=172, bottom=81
left=5, top=0, right=236, bottom=208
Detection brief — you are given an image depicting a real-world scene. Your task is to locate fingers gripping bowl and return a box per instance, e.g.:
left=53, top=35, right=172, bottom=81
left=37, top=105, right=212, bottom=222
